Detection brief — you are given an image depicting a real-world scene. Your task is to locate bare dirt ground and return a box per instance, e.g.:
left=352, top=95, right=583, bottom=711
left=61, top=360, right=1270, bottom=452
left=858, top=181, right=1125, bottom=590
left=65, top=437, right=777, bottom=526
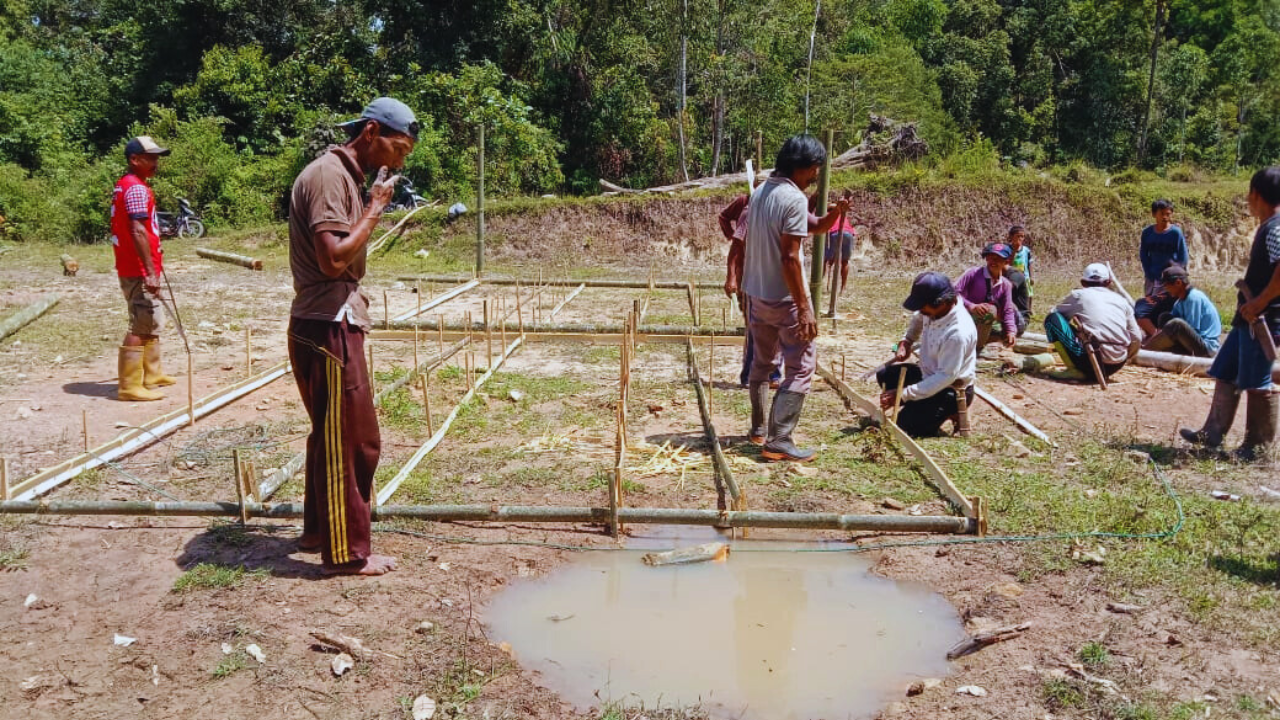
left=0, top=237, right=1277, bottom=720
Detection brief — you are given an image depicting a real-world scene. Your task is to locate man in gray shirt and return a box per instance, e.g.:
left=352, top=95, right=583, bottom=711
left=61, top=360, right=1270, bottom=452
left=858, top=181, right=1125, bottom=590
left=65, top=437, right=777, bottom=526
left=744, top=135, right=849, bottom=461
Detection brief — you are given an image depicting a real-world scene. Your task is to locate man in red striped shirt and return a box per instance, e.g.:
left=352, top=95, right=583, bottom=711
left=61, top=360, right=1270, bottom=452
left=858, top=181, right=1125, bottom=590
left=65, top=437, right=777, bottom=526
left=110, top=136, right=176, bottom=401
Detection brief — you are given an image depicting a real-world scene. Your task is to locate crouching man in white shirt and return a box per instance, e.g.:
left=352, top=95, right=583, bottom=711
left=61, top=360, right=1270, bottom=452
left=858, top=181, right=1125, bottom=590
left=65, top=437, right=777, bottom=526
left=878, top=272, right=978, bottom=437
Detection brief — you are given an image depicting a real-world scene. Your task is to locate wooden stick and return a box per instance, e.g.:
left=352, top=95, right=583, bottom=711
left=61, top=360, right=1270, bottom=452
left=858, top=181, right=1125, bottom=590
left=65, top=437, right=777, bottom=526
left=82, top=409, right=89, bottom=453
left=383, top=290, right=389, bottom=329
left=516, top=283, right=525, bottom=336
left=244, top=327, right=252, bottom=378
left=947, top=622, right=1032, bottom=660
left=438, top=313, right=445, bottom=356
left=973, top=385, right=1056, bottom=447
left=0, top=457, right=8, bottom=501
left=414, top=289, right=422, bottom=371
left=500, top=297, right=507, bottom=349
left=891, top=364, right=907, bottom=422
left=841, top=354, right=847, bottom=383
left=485, top=299, right=493, bottom=370
left=420, top=375, right=434, bottom=436
left=187, top=351, right=195, bottom=427
left=708, top=333, right=714, bottom=414
left=233, top=448, right=247, bottom=523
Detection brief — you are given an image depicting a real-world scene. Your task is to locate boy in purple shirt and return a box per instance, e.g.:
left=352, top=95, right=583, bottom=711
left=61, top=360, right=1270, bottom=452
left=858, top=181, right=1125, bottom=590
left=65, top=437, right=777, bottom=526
left=954, top=242, right=1019, bottom=349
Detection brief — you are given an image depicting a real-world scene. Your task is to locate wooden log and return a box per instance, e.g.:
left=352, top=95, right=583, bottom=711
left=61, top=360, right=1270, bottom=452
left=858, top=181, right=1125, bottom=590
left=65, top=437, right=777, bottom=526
left=196, top=248, right=263, bottom=270
left=946, top=622, right=1032, bottom=660
left=641, top=542, right=729, bottom=567
left=0, top=294, right=59, bottom=342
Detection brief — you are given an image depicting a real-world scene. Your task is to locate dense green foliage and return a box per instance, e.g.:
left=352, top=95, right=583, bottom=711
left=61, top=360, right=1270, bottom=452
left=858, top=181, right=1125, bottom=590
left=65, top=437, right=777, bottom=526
left=1, top=0, right=1279, bottom=242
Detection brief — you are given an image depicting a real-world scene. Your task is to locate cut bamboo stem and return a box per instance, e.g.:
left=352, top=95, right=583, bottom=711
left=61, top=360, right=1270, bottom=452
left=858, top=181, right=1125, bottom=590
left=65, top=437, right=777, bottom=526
left=244, top=327, right=252, bottom=378
left=0, top=457, right=8, bottom=501
left=82, top=409, right=89, bottom=453
left=891, top=364, right=907, bottom=422
left=187, top=351, right=195, bottom=427
left=196, top=248, right=263, bottom=270
left=485, top=299, right=493, bottom=369
left=233, top=448, right=247, bottom=523
left=383, top=290, right=389, bottom=329
left=391, top=279, right=480, bottom=322
left=688, top=339, right=741, bottom=511
left=398, top=275, right=724, bottom=290
left=438, top=313, right=445, bottom=356
left=0, top=294, right=59, bottom=342
left=973, top=385, right=1056, bottom=447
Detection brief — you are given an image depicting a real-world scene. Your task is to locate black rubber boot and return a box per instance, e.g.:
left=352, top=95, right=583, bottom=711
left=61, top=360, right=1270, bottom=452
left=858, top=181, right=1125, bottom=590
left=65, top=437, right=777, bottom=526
left=748, top=381, right=769, bottom=445
left=1235, top=390, right=1278, bottom=462
left=761, top=390, right=815, bottom=462
left=1179, top=380, right=1239, bottom=448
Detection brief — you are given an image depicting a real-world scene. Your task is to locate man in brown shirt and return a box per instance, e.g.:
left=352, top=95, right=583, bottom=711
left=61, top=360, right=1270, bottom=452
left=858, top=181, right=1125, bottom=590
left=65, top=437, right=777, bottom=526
left=288, top=97, right=417, bottom=576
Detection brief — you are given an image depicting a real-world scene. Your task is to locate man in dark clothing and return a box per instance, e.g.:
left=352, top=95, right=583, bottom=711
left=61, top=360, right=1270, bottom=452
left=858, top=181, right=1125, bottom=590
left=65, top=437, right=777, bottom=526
left=288, top=97, right=417, bottom=575
left=1181, top=168, right=1280, bottom=461
left=1140, top=199, right=1189, bottom=296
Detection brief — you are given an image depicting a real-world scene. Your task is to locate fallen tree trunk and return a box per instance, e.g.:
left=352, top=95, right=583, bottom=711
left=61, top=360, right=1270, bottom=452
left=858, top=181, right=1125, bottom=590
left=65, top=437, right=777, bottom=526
left=196, top=248, right=263, bottom=271
left=0, top=294, right=59, bottom=342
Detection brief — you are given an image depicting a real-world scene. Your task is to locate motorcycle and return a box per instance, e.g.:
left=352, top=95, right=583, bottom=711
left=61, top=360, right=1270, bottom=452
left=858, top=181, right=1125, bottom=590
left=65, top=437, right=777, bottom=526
left=157, top=197, right=206, bottom=239
left=385, top=180, right=428, bottom=213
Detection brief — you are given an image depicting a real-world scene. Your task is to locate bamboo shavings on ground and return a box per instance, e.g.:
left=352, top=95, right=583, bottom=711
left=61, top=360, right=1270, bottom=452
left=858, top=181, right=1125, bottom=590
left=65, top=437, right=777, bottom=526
left=517, top=430, right=612, bottom=458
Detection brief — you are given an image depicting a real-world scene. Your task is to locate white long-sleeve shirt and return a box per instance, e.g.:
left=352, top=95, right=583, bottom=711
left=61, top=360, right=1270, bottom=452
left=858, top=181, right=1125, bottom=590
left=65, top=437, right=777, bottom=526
left=900, top=302, right=977, bottom=401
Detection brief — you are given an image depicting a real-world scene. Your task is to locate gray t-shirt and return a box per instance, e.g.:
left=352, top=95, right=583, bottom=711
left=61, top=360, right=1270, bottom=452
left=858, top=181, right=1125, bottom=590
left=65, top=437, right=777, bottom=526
left=743, top=176, right=809, bottom=302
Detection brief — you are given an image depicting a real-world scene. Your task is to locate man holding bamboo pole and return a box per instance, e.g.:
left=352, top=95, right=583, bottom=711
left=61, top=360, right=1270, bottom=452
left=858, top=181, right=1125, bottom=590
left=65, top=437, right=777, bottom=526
left=286, top=98, right=417, bottom=576
left=742, top=135, right=847, bottom=462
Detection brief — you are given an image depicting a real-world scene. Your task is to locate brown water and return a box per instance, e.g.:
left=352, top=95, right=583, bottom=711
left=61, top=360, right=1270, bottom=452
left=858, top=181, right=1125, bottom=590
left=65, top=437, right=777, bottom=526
left=486, top=530, right=964, bottom=719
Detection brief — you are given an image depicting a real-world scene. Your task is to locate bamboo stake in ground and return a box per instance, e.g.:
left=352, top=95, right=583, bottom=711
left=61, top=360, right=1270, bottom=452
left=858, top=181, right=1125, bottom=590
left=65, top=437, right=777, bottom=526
left=244, top=327, right=252, bottom=378
left=485, top=299, right=493, bottom=369
left=420, top=375, right=434, bottom=436
left=233, top=448, right=247, bottom=523
left=892, top=364, right=907, bottom=423
left=841, top=354, right=848, bottom=383
left=708, top=333, right=714, bottom=414
left=82, top=409, right=89, bottom=453
left=438, top=313, right=445, bottom=356
left=1, top=457, right=8, bottom=500
left=383, top=290, right=389, bottom=329
left=187, top=352, right=195, bottom=427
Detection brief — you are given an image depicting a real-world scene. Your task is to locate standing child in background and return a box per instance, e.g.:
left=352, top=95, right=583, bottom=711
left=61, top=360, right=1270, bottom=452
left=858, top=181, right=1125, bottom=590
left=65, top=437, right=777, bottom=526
left=1140, top=199, right=1189, bottom=296
left=1006, top=225, right=1033, bottom=330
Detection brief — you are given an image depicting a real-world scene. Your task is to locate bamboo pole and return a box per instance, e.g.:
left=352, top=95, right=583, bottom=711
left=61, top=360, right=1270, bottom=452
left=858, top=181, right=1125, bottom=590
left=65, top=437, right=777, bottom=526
left=0, top=457, right=8, bottom=501
left=383, top=290, right=389, bottom=329
left=244, top=327, right=251, bottom=378
left=973, top=385, right=1056, bottom=447
left=688, top=339, right=742, bottom=511
left=484, top=299, right=492, bottom=370
left=0, top=499, right=976, bottom=532
left=392, top=279, right=481, bottom=322
left=891, top=365, right=907, bottom=422
left=187, top=352, right=195, bottom=427
left=420, top=375, right=435, bottom=436
left=385, top=319, right=745, bottom=337
left=233, top=449, right=247, bottom=523
left=195, top=248, right=262, bottom=270
left=708, top=333, right=715, bottom=414
left=438, top=313, right=445, bottom=356
left=398, top=275, right=723, bottom=290
left=0, top=294, right=59, bottom=342
left=366, top=202, right=429, bottom=254
left=82, top=409, right=89, bottom=453
left=371, top=329, right=743, bottom=347
left=11, top=362, right=290, bottom=501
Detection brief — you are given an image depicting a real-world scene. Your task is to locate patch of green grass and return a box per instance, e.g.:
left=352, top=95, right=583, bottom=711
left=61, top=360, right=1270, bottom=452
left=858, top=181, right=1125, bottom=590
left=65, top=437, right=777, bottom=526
left=1078, top=640, right=1111, bottom=667
left=1237, top=695, right=1264, bottom=713
left=172, top=563, right=268, bottom=593
left=212, top=651, right=247, bottom=679
left=437, top=365, right=463, bottom=380
left=378, top=386, right=424, bottom=432
left=0, top=547, right=29, bottom=570
left=1042, top=678, right=1085, bottom=710
left=1113, top=703, right=1160, bottom=720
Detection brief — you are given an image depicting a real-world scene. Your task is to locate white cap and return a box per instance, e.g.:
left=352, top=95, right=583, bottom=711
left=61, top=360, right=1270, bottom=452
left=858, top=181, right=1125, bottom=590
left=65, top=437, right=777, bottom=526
left=1082, top=263, right=1111, bottom=282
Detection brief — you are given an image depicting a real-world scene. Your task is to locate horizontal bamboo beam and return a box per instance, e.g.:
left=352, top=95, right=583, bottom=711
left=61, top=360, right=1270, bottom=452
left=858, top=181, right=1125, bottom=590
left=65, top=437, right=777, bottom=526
left=11, top=362, right=290, bottom=501
left=375, top=336, right=524, bottom=505
left=1022, top=331, right=1273, bottom=381
left=391, top=279, right=481, bottom=322
left=385, top=319, right=743, bottom=337
left=195, top=248, right=263, bottom=270
left=0, top=500, right=976, bottom=533
left=548, top=283, right=585, bottom=319
left=369, top=329, right=742, bottom=346
left=0, top=294, right=59, bottom=342
left=816, top=361, right=978, bottom=520
left=398, top=275, right=722, bottom=290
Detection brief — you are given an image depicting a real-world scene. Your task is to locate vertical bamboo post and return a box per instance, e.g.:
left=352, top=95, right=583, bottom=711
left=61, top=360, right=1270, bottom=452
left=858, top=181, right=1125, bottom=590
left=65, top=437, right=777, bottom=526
left=187, top=352, right=195, bottom=427
left=808, top=128, right=833, bottom=309
left=891, top=365, right=907, bottom=423
left=708, top=333, right=715, bottom=415
left=420, top=375, right=434, bottom=436
left=516, top=285, right=525, bottom=337
left=841, top=354, right=848, bottom=383
left=413, top=321, right=420, bottom=374
left=484, top=299, right=492, bottom=370
left=82, top=409, right=89, bottom=453
left=244, top=326, right=252, bottom=378
left=438, top=313, right=445, bottom=356
left=0, top=456, right=9, bottom=500
left=476, top=122, right=486, bottom=275
left=383, top=290, right=389, bottom=329
left=233, top=448, right=247, bottom=524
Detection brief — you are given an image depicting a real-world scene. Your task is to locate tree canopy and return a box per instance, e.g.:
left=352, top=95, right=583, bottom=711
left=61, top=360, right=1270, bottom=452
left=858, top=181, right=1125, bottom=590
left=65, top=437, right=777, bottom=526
left=2, top=0, right=1280, bottom=241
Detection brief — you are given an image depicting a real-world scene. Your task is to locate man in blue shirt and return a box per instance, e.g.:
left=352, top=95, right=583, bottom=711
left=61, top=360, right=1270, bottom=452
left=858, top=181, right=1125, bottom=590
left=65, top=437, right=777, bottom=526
left=1140, top=199, right=1189, bottom=296
left=1141, top=265, right=1221, bottom=357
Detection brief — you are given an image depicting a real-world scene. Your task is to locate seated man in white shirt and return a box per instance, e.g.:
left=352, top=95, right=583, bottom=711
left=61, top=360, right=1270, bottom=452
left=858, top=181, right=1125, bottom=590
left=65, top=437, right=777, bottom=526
left=878, top=272, right=978, bottom=437
left=1044, top=263, right=1142, bottom=382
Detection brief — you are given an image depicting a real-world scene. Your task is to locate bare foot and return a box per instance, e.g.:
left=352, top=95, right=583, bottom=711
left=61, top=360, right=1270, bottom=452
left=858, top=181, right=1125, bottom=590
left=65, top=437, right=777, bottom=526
left=321, top=554, right=398, bottom=576
left=297, top=534, right=322, bottom=553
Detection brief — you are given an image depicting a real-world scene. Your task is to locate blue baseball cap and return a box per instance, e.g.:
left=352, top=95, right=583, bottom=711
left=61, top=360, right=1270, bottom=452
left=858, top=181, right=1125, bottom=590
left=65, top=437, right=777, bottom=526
left=903, top=271, right=954, bottom=311
left=338, top=97, right=420, bottom=140
left=981, top=242, right=1013, bottom=260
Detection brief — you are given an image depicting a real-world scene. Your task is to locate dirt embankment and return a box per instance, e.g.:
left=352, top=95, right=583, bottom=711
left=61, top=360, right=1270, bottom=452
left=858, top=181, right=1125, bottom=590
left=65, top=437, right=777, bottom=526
left=431, top=179, right=1253, bottom=274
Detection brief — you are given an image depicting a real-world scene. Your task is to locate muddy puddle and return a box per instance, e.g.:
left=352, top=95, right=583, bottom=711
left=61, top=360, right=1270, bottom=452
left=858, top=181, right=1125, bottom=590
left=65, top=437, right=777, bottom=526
left=486, top=529, right=965, bottom=719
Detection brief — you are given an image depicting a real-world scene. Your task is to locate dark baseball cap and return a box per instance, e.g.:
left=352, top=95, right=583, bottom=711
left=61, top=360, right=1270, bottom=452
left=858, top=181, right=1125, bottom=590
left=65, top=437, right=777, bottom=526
left=903, top=271, right=954, bottom=311
left=1161, top=264, right=1189, bottom=282
left=981, top=242, right=1013, bottom=260
left=338, top=97, right=420, bottom=140
left=124, top=136, right=170, bottom=158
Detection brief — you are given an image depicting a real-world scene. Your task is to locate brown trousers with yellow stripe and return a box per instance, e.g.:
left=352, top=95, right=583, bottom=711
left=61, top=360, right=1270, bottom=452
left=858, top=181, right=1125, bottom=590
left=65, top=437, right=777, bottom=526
left=288, top=318, right=380, bottom=567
